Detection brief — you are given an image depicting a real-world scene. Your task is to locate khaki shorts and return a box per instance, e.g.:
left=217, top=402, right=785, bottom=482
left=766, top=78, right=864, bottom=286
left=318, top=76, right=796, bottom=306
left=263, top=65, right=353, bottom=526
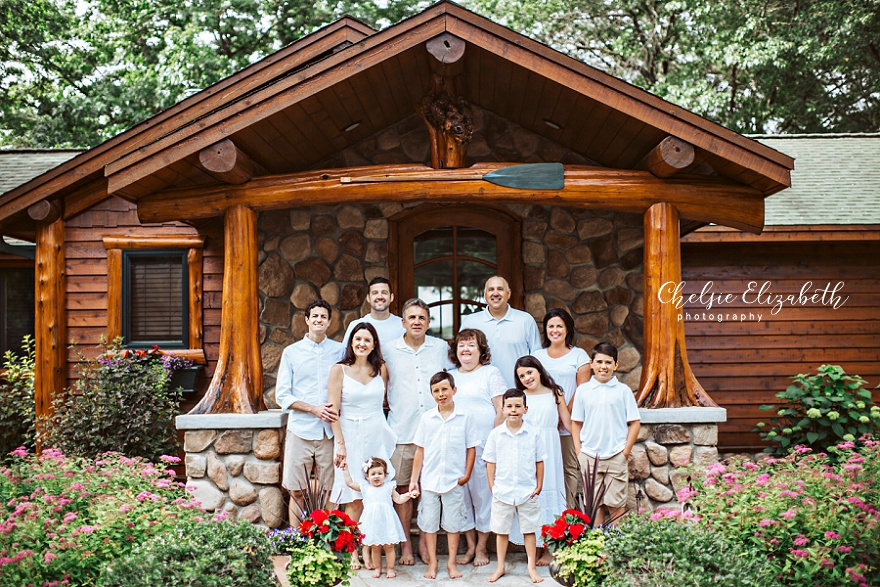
left=391, top=443, right=417, bottom=486
left=490, top=494, right=541, bottom=535
left=418, top=485, right=471, bottom=534
left=578, top=451, right=628, bottom=509
left=282, top=433, right=334, bottom=493
left=560, top=435, right=582, bottom=509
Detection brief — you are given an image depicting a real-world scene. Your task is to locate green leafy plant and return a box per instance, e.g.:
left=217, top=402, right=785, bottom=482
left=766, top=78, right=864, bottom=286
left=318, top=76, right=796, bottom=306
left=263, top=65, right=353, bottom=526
left=601, top=514, right=779, bottom=587
left=685, top=440, right=880, bottom=586
left=97, top=518, right=278, bottom=587
left=550, top=528, right=609, bottom=586
left=756, top=365, right=880, bottom=455
left=0, top=335, right=35, bottom=457
left=39, top=338, right=186, bottom=461
left=284, top=540, right=350, bottom=587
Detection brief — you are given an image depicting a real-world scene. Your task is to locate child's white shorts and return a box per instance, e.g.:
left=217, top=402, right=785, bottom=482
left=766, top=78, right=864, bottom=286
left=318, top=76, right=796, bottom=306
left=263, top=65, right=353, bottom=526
left=417, top=485, right=472, bottom=533
left=490, top=494, right=541, bottom=535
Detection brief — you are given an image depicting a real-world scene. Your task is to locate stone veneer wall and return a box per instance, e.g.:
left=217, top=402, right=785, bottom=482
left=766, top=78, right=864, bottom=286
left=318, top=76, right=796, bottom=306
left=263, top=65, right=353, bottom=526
left=625, top=408, right=725, bottom=512
left=257, top=107, right=646, bottom=401
left=179, top=413, right=287, bottom=528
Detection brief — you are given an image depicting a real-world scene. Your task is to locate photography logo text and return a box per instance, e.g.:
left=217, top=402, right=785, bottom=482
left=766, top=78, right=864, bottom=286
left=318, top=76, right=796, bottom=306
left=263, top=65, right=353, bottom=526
left=658, top=281, right=849, bottom=323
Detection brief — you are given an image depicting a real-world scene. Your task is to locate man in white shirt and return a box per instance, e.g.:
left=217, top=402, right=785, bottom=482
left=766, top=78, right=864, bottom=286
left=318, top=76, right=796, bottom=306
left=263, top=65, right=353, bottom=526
left=275, top=300, right=345, bottom=523
left=460, top=276, right=542, bottom=388
left=384, top=298, right=452, bottom=565
left=342, top=276, right=405, bottom=349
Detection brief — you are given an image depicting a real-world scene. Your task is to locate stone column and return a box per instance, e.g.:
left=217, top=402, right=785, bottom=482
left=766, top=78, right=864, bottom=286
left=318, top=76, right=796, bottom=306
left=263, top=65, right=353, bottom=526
left=177, top=411, right=288, bottom=528
left=627, top=407, right=726, bottom=512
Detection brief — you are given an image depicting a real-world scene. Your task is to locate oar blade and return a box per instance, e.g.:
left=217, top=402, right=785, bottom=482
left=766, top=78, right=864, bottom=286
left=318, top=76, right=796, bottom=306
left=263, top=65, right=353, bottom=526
left=483, top=163, right=564, bottom=190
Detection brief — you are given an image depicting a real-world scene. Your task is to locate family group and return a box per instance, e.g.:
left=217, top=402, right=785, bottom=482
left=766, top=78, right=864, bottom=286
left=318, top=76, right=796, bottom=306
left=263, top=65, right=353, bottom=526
left=275, top=276, right=641, bottom=582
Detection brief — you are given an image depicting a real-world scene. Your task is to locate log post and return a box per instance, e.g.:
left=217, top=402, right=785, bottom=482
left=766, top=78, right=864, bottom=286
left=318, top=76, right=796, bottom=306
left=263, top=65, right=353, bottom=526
left=420, top=33, right=472, bottom=169
left=637, top=202, right=718, bottom=408
left=189, top=204, right=264, bottom=414
left=34, top=217, right=66, bottom=442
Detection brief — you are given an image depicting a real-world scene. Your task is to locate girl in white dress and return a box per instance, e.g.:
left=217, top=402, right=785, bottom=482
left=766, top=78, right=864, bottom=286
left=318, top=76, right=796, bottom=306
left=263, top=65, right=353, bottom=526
left=448, top=328, right=506, bottom=567
left=514, top=355, right=572, bottom=565
left=532, top=309, right=591, bottom=508
left=329, top=323, right=397, bottom=569
left=342, top=456, right=418, bottom=578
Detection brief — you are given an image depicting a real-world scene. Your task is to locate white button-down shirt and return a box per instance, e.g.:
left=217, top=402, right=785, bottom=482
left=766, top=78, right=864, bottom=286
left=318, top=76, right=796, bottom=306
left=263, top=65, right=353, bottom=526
left=460, top=306, right=542, bottom=388
left=571, top=376, right=640, bottom=459
left=342, top=313, right=406, bottom=349
left=275, top=336, right=345, bottom=440
left=413, top=408, right=479, bottom=493
left=483, top=421, right=547, bottom=505
left=384, top=335, right=453, bottom=444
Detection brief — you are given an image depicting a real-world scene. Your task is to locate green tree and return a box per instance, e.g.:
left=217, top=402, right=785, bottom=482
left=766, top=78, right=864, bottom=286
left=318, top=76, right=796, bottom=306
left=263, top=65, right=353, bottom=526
left=0, top=0, right=428, bottom=148
left=464, top=0, right=880, bottom=133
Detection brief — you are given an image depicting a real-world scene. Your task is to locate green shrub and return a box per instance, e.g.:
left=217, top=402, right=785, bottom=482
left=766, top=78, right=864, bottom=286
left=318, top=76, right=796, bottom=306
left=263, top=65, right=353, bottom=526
left=284, top=540, right=349, bottom=587
left=602, top=514, right=779, bottom=587
left=0, top=335, right=35, bottom=457
left=98, top=518, right=278, bottom=587
left=756, top=365, right=880, bottom=455
left=40, top=338, right=183, bottom=461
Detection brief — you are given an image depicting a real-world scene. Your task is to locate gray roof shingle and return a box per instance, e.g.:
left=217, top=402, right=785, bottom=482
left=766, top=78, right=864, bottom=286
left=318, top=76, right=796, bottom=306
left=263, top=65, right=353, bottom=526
left=0, top=149, right=83, bottom=197
left=754, top=134, right=880, bottom=226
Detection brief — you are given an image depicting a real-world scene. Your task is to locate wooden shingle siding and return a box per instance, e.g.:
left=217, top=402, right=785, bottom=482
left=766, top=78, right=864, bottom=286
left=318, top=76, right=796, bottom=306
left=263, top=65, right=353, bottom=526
left=682, top=240, right=880, bottom=451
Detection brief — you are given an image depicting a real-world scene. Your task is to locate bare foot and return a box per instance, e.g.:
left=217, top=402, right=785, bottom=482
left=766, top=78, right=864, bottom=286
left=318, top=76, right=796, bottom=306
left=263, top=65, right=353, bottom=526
left=474, top=550, right=490, bottom=567
left=371, top=568, right=382, bottom=578
left=447, top=563, right=462, bottom=579
left=399, top=551, right=415, bottom=566
left=386, top=569, right=397, bottom=579
left=456, top=549, right=475, bottom=565
left=528, top=567, right=544, bottom=583
left=424, top=563, right=438, bottom=579
left=350, top=558, right=362, bottom=571
left=419, top=542, right=430, bottom=565
left=536, top=552, right=552, bottom=567
left=488, top=566, right=505, bottom=582
left=364, top=549, right=375, bottom=570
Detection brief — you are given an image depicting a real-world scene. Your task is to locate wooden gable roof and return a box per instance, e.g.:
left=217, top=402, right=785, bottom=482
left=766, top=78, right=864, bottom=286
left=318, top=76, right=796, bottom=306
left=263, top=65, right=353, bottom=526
left=0, top=1, right=793, bottom=233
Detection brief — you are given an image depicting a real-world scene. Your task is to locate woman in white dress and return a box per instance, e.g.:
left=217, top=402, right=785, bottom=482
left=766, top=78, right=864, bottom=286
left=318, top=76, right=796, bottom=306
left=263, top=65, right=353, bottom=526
left=532, top=309, right=591, bottom=508
left=448, top=328, right=506, bottom=567
left=328, top=323, right=397, bottom=568
left=514, top=355, right=572, bottom=565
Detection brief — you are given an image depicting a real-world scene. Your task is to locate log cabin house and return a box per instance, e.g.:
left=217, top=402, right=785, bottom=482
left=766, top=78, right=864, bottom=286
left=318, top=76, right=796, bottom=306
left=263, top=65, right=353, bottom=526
left=7, top=2, right=870, bottom=453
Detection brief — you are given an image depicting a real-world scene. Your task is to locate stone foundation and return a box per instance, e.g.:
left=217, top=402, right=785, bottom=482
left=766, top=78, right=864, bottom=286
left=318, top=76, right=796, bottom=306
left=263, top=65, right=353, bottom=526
left=177, top=411, right=288, bottom=528
left=627, top=407, right=726, bottom=512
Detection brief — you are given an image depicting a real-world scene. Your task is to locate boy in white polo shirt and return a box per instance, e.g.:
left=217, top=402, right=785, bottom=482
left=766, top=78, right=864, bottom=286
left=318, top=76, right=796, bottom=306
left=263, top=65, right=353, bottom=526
left=571, top=341, right=640, bottom=525
left=409, top=371, right=478, bottom=580
left=483, top=388, right=546, bottom=584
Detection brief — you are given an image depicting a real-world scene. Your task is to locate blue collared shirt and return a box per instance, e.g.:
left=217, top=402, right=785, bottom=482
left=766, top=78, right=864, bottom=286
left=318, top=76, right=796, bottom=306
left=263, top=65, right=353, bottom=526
left=460, top=306, right=542, bottom=388
left=275, top=335, right=345, bottom=440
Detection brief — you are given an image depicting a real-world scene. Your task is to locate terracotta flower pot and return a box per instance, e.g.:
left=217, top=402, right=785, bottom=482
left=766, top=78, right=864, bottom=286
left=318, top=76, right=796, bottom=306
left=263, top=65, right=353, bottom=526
left=271, top=555, right=291, bottom=587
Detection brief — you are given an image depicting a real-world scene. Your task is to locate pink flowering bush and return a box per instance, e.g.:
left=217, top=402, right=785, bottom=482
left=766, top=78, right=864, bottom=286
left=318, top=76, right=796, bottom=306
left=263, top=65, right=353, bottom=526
left=688, top=439, right=880, bottom=586
left=0, top=448, right=207, bottom=587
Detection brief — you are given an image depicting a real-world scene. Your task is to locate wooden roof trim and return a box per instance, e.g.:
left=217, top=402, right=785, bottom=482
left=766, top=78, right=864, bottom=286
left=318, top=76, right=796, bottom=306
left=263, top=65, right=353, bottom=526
left=103, top=14, right=450, bottom=195
left=682, top=224, right=880, bottom=243
left=443, top=13, right=793, bottom=187
left=0, top=16, right=374, bottom=221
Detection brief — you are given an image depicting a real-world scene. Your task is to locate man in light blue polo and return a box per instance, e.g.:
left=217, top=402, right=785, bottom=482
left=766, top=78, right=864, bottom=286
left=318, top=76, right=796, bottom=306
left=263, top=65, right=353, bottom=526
left=342, top=276, right=405, bottom=348
left=460, top=276, right=542, bottom=388
left=275, top=299, right=345, bottom=522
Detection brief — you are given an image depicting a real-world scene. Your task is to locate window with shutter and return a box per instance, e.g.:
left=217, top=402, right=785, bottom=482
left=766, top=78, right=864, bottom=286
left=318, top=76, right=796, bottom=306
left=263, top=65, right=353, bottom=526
left=122, top=250, right=188, bottom=348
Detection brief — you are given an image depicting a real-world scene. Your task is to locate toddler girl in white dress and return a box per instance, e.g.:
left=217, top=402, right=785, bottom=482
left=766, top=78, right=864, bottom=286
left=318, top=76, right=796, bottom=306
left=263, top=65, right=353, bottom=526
left=343, top=456, right=419, bottom=578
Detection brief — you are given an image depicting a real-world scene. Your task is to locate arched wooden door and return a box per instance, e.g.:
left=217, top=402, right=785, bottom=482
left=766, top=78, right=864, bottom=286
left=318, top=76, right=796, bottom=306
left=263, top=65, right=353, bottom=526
left=390, top=205, right=522, bottom=339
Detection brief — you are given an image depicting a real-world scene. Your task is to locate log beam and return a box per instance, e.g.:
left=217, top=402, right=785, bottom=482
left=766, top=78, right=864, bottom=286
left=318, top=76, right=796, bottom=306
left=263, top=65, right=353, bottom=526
left=137, top=163, right=766, bottom=233
left=636, top=137, right=695, bottom=178
left=637, top=202, right=718, bottom=408
left=34, top=218, right=66, bottom=443
left=198, top=139, right=255, bottom=184
left=28, top=200, right=62, bottom=224
left=189, top=204, right=264, bottom=414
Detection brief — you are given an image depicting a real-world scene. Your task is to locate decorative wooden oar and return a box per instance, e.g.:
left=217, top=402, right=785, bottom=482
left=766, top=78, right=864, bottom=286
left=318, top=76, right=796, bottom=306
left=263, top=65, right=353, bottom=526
left=340, top=162, right=564, bottom=190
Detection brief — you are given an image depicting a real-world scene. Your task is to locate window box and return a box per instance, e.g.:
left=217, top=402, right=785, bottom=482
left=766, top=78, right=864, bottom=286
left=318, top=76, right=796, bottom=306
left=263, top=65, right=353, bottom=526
left=170, top=365, right=201, bottom=393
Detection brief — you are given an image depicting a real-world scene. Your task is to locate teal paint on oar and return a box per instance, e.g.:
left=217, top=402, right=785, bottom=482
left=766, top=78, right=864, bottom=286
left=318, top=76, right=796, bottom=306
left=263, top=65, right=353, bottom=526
left=339, top=162, right=565, bottom=190
left=481, top=163, right=564, bottom=190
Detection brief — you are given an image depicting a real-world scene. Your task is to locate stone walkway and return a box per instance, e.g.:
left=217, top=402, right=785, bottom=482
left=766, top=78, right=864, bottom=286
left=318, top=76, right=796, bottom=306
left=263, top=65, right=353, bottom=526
left=349, top=553, right=553, bottom=587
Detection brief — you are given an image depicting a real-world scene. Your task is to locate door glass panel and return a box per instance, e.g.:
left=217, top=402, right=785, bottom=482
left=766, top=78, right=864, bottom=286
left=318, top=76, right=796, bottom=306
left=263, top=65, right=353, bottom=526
left=458, top=228, right=496, bottom=263
left=459, top=260, right=495, bottom=302
left=427, top=302, right=455, bottom=340
left=414, top=227, right=453, bottom=264
left=415, top=260, right=454, bottom=305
